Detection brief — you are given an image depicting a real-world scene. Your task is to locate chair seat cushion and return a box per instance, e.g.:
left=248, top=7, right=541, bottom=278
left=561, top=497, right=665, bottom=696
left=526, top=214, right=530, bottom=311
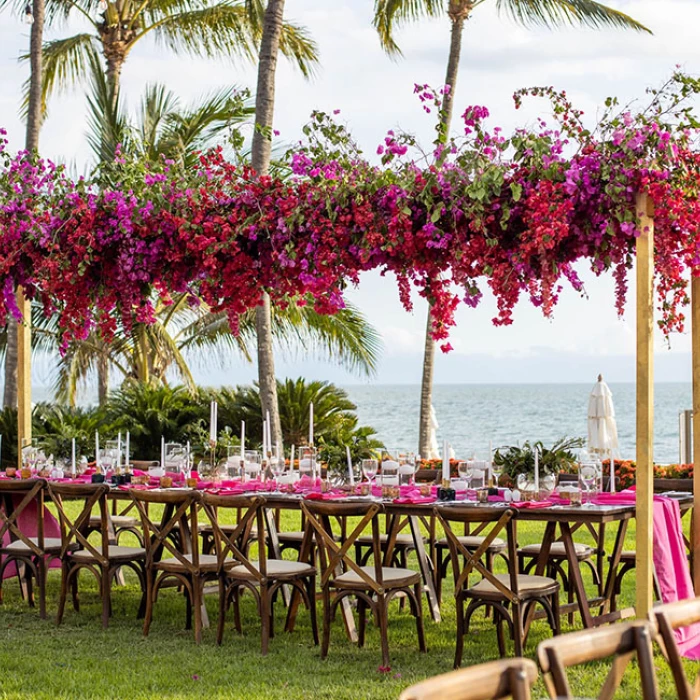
left=467, top=573, right=559, bottom=596
left=437, top=536, right=506, bottom=550
left=333, top=565, right=421, bottom=588
left=356, top=534, right=421, bottom=547
left=3, top=536, right=63, bottom=553
left=228, top=559, right=315, bottom=581
left=72, top=545, right=146, bottom=561
left=157, top=553, right=220, bottom=571
left=519, top=542, right=593, bottom=558
left=89, top=515, right=139, bottom=528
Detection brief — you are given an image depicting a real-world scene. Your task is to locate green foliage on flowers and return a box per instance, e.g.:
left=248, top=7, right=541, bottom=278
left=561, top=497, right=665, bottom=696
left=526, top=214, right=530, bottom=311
left=493, top=437, right=585, bottom=478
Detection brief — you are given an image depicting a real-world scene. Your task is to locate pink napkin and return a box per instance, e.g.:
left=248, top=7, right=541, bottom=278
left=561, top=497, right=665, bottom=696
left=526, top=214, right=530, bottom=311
left=511, top=501, right=554, bottom=509
left=304, top=491, right=348, bottom=501
left=393, top=496, right=434, bottom=505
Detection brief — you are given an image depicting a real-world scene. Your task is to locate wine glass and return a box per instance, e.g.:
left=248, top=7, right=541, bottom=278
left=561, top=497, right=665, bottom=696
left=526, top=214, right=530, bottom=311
left=579, top=462, right=598, bottom=505
left=271, top=453, right=286, bottom=490
left=541, top=471, right=557, bottom=497
left=361, top=458, right=378, bottom=487
left=298, top=446, right=317, bottom=481
left=491, top=457, right=503, bottom=488
left=244, top=450, right=261, bottom=482
left=457, top=461, right=474, bottom=493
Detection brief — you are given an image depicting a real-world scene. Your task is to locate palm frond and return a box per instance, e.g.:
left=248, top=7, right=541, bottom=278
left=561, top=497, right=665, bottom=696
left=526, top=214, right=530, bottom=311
left=20, top=34, right=99, bottom=118
left=495, top=0, right=651, bottom=33
left=85, top=52, right=131, bottom=164
left=372, top=0, right=444, bottom=56
left=270, top=302, right=382, bottom=378
left=144, top=321, right=196, bottom=389
left=278, top=21, right=319, bottom=78
left=139, top=84, right=180, bottom=160
left=143, top=4, right=259, bottom=61
left=243, top=0, right=264, bottom=32
left=177, top=311, right=254, bottom=363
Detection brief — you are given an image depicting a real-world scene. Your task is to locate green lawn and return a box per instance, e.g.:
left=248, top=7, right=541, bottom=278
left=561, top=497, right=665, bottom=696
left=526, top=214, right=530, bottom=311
left=0, top=508, right=697, bottom=699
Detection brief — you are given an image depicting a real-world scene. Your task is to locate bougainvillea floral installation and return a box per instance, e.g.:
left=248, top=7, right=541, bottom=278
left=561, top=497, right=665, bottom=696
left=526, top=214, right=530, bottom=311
left=1, top=72, right=700, bottom=350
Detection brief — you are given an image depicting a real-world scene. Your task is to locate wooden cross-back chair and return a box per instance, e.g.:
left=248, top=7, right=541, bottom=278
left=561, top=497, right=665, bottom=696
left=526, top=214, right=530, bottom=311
left=537, top=620, right=660, bottom=700
left=0, top=478, right=59, bottom=618
left=354, top=512, right=430, bottom=569
left=399, top=658, right=539, bottom=700
left=46, top=482, right=146, bottom=628
left=651, top=597, right=700, bottom=700
left=301, top=499, right=426, bottom=667
left=130, top=488, right=216, bottom=643
left=201, top=493, right=318, bottom=655
left=437, top=505, right=559, bottom=665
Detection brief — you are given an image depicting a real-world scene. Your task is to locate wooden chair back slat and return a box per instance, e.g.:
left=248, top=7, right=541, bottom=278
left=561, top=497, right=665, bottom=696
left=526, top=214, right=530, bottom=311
left=46, top=483, right=110, bottom=563
left=200, top=493, right=265, bottom=581
left=436, top=506, right=517, bottom=601
left=537, top=620, right=660, bottom=700
left=130, top=489, right=201, bottom=571
left=301, top=501, right=383, bottom=590
left=399, top=658, right=538, bottom=700
left=651, top=597, right=700, bottom=700
left=0, top=479, right=47, bottom=556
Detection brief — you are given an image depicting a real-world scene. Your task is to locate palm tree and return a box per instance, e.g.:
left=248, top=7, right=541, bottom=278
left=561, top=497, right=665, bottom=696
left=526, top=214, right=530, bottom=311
left=250, top=0, right=287, bottom=453
left=3, top=0, right=46, bottom=411
left=373, top=0, right=650, bottom=458
left=9, top=0, right=318, bottom=110
left=52, top=295, right=382, bottom=406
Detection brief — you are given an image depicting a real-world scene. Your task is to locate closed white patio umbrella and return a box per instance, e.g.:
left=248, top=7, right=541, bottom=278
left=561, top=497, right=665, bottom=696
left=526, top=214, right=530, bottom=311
left=588, top=374, right=619, bottom=492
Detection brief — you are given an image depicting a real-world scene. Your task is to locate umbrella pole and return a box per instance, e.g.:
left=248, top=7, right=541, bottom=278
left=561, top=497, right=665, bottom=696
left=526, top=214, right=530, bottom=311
left=635, top=192, right=654, bottom=619
left=692, top=275, right=700, bottom=592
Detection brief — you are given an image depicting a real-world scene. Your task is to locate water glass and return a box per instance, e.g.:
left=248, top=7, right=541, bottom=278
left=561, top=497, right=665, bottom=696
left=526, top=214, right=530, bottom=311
left=298, top=446, right=317, bottom=480
left=457, top=461, right=473, bottom=491
left=382, top=459, right=400, bottom=485
left=244, top=450, right=262, bottom=482
left=469, top=460, right=488, bottom=489
left=579, top=461, right=599, bottom=504
left=361, top=458, right=378, bottom=485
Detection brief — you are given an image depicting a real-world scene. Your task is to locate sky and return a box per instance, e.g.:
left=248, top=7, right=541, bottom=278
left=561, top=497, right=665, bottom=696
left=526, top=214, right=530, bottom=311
left=0, top=0, right=699, bottom=393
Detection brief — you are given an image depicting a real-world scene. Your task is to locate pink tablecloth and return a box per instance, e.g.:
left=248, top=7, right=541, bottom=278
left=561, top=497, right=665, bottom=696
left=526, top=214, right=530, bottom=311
left=594, top=489, right=700, bottom=659
left=1, top=496, right=62, bottom=579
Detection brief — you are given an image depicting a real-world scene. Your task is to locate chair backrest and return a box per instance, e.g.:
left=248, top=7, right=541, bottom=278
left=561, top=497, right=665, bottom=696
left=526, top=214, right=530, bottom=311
left=399, top=658, right=538, bottom=700
left=129, top=489, right=202, bottom=571
left=651, top=597, right=700, bottom=700
left=0, top=478, right=48, bottom=556
left=537, top=620, right=660, bottom=700
left=301, top=500, right=385, bottom=590
left=46, top=483, right=110, bottom=563
left=436, top=505, right=519, bottom=599
left=200, top=493, right=266, bottom=580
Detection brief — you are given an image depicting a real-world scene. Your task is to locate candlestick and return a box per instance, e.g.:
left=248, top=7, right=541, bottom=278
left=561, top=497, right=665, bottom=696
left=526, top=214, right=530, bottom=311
left=534, top=445, right=540, bottom=493
left=95, top=431, right=99, bottom=465
left=266, top=410, right=271, bottom=454
left=309, top=402, right=314, bottom=445
left=240, top=420, right=245, bottom=460
left=161, top=436, right=165, bottom=470
left=488, top=439, right=493, bottom=484
left=209, top=401, right=217, bottom=443
left=186, top=440, right=190, bottom=474
left=117, top=432, right=122, bottom=469
left=290, top=444, right=295, bottom=471
left=442, top=439, right=450, bottom=483
left=71, top=438, right=76, bottom=476
left=346, top=445, right=354, bottom=486
left=125, top=431, right=130, bottom=468
left=262, top=419, right=267, bottom=455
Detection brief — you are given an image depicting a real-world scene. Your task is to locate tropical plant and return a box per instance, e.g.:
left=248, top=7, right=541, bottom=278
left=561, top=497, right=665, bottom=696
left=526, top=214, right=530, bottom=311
left=373, top=0, right=651, bottom=459
left=51, top=294, right=381, bottom=406
left=104, top=382, right=205, bottom=460
left=3, top=0, right=46, bottom=410
left=6, top=0, right=318, bottom=113
left=318, top=425, right=384, bottom=481
left=32, top=403, right=107, bottom=460
left=251, top=0, right=288, bottom=454
left=493, top=437, right=585, bottom=479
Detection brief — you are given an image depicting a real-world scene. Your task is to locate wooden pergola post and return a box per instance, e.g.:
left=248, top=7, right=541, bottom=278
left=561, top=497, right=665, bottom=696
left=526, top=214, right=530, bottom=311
left=635, top=192, right=654, bottom=618
left=692, top=275, right=700, bottom=591
left=16, top=288, right=31, bottom=467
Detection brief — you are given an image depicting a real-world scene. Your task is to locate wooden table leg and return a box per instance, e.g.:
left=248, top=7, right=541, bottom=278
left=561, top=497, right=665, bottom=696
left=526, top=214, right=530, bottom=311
left=601, top=518, right=628, bottom=615
left=559, top=521, right=594, bottom=628
left=408, top=515, right=441, bottom=623
left=523, top=521, right=556, bottom=638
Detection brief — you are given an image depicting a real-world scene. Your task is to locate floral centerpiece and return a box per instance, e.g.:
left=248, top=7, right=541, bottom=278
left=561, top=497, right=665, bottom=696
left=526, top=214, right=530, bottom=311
left=493, top=437, right=584, bottom=485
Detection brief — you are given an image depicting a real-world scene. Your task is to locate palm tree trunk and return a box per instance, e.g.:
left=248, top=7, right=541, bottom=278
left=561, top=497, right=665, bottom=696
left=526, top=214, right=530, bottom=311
left=251, top=0, right=285, bottom=450
left=418, top=10, right=466, bottom=458
left=97, top=353, right=109, bottom=405
left=105, top=52, right=123, bottom=108
left=4, top=0, right=45, bottom=410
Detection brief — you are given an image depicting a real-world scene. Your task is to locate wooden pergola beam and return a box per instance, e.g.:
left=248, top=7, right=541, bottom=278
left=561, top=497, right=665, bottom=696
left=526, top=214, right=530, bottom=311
left=16, top=287, right=31, bottom=467
left=635, top=191, right=654, bottom=619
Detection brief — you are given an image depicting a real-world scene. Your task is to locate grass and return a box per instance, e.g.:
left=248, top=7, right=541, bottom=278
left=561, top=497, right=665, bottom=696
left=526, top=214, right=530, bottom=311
left=0, top=507, right=698, bottom=699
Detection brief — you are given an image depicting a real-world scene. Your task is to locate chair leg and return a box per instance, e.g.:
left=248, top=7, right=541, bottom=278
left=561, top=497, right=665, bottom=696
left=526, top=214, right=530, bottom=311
left=36, top=558, right=47, bottom=620
left=232, top=588, right=242, bottom=634
left=260, top=588, right=270, bottom=655
left=454, top=595, right=465, bottom=669
left=143, top=572, right=155, bottom=638
left=376, top=594, right=390, bottom=669
left=413, top=583, right=426, bottom=653
left=321, top=588, right=332, bottom=660
left=24, top=564, right=35, bottom=609
left=70, top=571, right=80, bottom=612
left=512, top=603, right=525, bottom=657
left=56, top=563, right=69, bottom=626
left=307, top=577, right=319, bottom=646
left=192, top=579, right=203, bottom=645
left=495, top=609, right=507, bottom=657
left=217, top=577, right=227, bottom=645
left=357, top=596, right=367, bottom=648
left=101, top=568, right=111, bottom=629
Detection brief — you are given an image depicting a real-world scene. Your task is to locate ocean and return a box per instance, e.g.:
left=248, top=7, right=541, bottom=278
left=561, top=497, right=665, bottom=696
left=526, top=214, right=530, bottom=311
left=30, top=382, right=691, bottom=465
left=343, top=383, right=692, bottom=465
